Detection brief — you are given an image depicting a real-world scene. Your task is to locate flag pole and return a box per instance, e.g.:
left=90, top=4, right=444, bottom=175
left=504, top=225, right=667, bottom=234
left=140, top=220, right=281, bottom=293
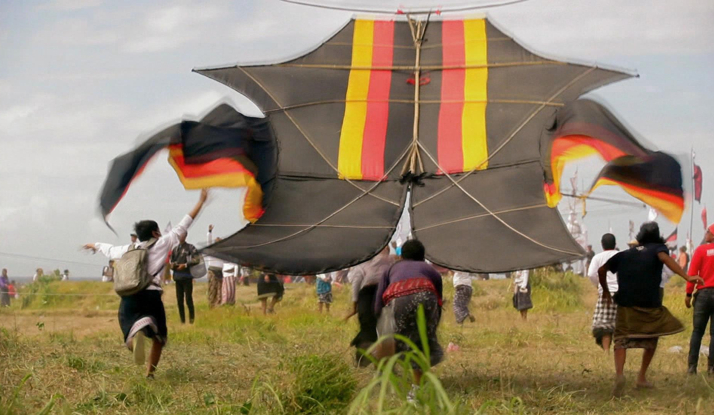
left=689, top=147, right=695, bottom=250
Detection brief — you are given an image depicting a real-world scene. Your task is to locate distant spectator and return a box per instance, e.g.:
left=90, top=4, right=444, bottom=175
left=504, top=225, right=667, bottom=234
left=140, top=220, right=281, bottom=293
left=678, top=246, right=690, bottom=272
left=257, top=273, right=284, bottom=314
left=170, top=233, right=199, bottom=324
left=316, top=273, right=333, bottom=313
left=61, top=269, right=70, bottom=281
left=102, top=260, right=115, bottom=282
left=512, top=270, right=532, bottom=321
left=452, top=271, right=476, bottom=324
left=33, top=268, right=44, bottom=282
left=205, top=224, right=224, bottom=309
left=0, top=269, right=10, bottom=307
left=8, top=280, right=17, bottom=300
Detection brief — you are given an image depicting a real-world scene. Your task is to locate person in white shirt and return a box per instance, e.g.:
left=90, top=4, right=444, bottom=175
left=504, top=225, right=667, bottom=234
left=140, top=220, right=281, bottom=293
left=61, top=269, right=70, bottom=281
left=512, top=269, right=532, bottom=321
left=587, top=233, right=619, bottom=351
left=452, top=271, right=476, bottom=324
left=205, top=225, right=224, bottom=309
left=83, top=189, right=208, bottom=378
left=221, top=262, right=239, bottom=305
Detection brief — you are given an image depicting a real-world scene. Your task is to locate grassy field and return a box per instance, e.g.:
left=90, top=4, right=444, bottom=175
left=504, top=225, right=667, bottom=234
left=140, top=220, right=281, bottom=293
left=1, top=273, right=713, bottom=414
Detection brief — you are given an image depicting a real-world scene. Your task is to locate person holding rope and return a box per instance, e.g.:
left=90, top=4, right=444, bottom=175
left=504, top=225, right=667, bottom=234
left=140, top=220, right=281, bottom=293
left=83, top=189, right=209, bottom=378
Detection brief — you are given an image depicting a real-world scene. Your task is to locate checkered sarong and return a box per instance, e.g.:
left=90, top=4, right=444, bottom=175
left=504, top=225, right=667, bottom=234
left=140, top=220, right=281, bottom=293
left=592, top=292, right=617, bottom=331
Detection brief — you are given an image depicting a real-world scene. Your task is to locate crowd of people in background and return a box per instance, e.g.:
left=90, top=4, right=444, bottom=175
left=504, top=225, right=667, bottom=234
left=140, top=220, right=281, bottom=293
left=5, top=208, right=713, bottom=401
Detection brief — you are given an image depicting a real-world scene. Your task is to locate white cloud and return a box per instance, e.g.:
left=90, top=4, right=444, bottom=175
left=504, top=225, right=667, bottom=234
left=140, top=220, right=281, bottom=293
left=36, top=0, right=104, bottom=11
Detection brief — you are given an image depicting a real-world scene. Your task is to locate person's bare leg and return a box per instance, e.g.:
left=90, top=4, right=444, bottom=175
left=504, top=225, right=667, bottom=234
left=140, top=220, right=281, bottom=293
left=602, top=334, right=612, bottom=352
left=520, top=310, right=528, bottom=321
left=318, top=302, right=323, bottom=313
left=261, top=298, right=267, bottom=315
left=146, top=340, right=163, bottom=377
left=613, top=347, right=627, bottom=397
left=637, top=345, right=657, bottom=387
left=414, top=369, right=422, bottom=385
left=326, top=303, right=330, bottom=313
left=269, top=296, right=278, bottom=312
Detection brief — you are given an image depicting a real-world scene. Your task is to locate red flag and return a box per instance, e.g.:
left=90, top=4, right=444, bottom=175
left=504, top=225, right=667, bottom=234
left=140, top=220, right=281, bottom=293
left=702, top=205, right=708, bottom=230
left=694, top=163, right=703, bottom=203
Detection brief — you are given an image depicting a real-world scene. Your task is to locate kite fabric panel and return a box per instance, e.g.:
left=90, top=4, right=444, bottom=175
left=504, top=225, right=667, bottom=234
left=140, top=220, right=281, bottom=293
left=589, top=152, right=684, bottom=223
left=99, top=104, right=276, bottom=223
left=192, top=16, right=648, bottom=273
left=540, top=99, right=684, bottom=223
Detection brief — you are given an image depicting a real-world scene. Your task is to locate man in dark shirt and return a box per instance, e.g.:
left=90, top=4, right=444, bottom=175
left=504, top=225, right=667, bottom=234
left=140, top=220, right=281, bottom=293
left=599, top=222, right=703, bottom=397
left=170, top=234, right=199, bottom=324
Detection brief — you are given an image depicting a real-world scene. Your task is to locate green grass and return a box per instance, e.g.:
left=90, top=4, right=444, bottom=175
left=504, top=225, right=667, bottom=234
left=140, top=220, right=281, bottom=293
left=1, top=275, right=713, bottom=414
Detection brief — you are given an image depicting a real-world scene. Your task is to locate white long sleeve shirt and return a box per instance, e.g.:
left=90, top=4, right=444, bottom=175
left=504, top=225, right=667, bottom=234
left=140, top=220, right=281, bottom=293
left=94, top=214, right=194, bottom=290
left=513, top=270, right=529, bottom=292
left=452, top=272, right=475, bottom=288
left=204, top=231, right=225, bottom=269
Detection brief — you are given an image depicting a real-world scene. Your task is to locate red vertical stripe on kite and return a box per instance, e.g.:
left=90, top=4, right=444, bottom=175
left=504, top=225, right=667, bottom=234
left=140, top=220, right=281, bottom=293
left=361, top=20, right=394, bottom=180
left=438, top=20, right=466, bottom=174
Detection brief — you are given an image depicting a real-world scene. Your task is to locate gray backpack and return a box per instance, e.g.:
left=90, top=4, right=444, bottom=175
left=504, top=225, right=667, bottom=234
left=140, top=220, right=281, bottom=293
left=113, top=239, right=159, bottom=296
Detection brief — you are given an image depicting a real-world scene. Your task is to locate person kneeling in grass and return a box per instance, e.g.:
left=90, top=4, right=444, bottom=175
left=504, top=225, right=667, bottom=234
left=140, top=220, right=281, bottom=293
left=598, top=222, right=703, bottom=397
left=84, top=189, right=208, bottom=378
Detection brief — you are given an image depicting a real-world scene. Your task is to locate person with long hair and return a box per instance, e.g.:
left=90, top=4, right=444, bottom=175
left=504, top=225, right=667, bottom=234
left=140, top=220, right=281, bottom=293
left=598, top=222, right=703, bottom=397
left=375, top=239, right=443, bottom=402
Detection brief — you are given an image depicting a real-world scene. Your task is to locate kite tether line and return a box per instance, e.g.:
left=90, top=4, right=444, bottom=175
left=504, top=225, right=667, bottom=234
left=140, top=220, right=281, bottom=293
left=278, top=0, right=533, bottom=15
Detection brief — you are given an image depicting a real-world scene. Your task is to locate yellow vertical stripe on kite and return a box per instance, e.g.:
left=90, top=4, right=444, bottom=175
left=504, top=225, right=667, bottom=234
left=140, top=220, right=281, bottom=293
left=462, top=19, right=489, bottom=172
left=337, top=19, right=374, bottom=180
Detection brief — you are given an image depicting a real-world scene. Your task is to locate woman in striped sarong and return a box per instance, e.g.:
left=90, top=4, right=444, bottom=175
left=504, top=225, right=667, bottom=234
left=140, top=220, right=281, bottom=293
left=221, top=263, right=238, bottom=305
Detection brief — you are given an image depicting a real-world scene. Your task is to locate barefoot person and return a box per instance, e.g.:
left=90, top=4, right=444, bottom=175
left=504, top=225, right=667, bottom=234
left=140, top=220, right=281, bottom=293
left=83, top=189, right=208, bottom=378
left=588, top=233, right=619, bottom=351
left=316, top=273, right=333, bottom=313
left=512, top=269, right=532, bottom=321
left=685, top=224, right=714, bottom=375
left=346, top=247, right=395, bottom=366
left=258, top=272, right=284, bottom=314
left=452, top=271, right=476, bottom=324
left=205, top=225, right=224, bottom=309
left=375, top=240, right=443, bottom=402
left=598, top=222, right=703, bottom=397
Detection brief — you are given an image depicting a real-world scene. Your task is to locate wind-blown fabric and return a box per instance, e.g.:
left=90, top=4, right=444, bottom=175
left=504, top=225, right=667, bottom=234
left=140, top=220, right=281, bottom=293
left=589, top=152, right=684, bottom=223
left=541, top=99, right=683, bottom=224
left=99, top=104, right=276, bottom=223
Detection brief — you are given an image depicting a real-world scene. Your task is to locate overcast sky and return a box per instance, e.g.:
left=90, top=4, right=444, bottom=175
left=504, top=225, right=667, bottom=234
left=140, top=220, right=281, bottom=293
left=1, top=0, right=712, bottom=277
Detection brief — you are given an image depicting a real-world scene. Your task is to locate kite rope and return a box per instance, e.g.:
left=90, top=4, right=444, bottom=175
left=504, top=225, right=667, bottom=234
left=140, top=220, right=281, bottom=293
left=237, top=67, right=401, bottom=207
left=415, top=140, right=582, bottom=256
left=413, top=67, right=596, bottom=207
left=263, top=99, right=563, bottom=114
left=251, top=224, right=394, bottom=229
left=414, top=204, right=547, bottom=232
left=221, top=142, right=413, bottom=250
left=277, top=0, right=533, bottom=15
left=275, top=60, right=568, bottom=71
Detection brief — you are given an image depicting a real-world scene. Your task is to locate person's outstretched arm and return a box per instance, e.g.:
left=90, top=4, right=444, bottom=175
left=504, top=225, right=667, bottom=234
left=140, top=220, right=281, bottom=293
left=188, top=189, right=209, bottom=219
left=658, top=252, right=703, bottom=285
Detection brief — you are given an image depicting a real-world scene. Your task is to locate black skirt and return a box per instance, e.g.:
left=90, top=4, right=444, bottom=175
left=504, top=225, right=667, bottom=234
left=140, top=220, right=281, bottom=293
left=118, top=289, right=167, bottom=349
left=257, top=275, right=284, bottom=300
left=351, top=284, right=379, bottom=348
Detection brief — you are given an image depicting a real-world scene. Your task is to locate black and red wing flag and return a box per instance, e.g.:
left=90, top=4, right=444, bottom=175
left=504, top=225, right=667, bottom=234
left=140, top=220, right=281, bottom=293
left=99, top=104, right=276, bottom=223
left=665, top=228, right=677, bottom=249
left=694, top=162, right=703, bottom=203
